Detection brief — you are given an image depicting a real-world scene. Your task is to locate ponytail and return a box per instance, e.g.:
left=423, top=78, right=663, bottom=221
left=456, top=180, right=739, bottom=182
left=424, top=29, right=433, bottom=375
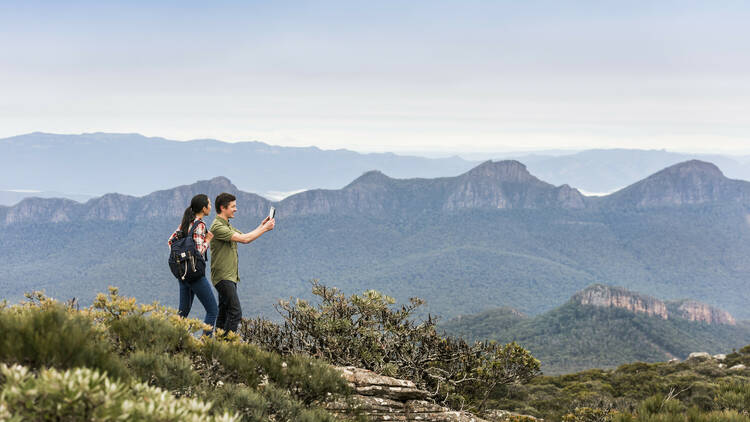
left=179, top=194, right=209, bottom=238
left=179, top=207, right=196, bottom=238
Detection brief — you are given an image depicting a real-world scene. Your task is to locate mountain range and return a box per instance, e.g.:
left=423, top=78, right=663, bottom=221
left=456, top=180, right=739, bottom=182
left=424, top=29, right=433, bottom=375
left=441, top=284, right=750, bottom=374
left=5, top=132, right=750, bottom=206
left=2, top=159, right=750, bottom=325
left=0, top=132, right=473, bottom=203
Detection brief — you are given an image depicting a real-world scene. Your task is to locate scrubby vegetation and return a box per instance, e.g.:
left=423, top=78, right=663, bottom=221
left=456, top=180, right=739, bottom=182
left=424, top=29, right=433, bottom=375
left=441, top=301, right=750, bottom=374
left=0, top=284, right=542, bottom=420
left=3, top=283, right=750, bottom=421
left=240, top=280, right=541, bottom=412
left=0, top=289, right=348, bottom=421
left=492, top=351, right=750, bottom=421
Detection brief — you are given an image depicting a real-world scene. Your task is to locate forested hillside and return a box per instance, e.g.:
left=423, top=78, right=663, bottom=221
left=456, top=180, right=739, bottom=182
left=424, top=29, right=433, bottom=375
left=442, top=285, right=750, bottom=374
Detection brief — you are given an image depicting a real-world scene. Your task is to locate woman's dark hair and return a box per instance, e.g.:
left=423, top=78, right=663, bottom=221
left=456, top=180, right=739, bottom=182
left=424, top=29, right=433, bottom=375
left=179, top=194, right=210, bottom=238
left=215, top=192, right=236, bottom=214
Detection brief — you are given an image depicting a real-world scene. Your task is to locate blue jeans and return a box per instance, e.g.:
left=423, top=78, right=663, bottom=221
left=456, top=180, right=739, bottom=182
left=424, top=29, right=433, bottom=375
left=178, top=276, right=218, bottom=336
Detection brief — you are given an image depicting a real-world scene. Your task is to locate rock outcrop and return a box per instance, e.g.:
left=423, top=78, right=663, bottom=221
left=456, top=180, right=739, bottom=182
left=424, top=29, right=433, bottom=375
left=573, top=285, right=736, bottom=326
left=574, top=285, right=669, bottom=319
left=326, top=367, right=538, bottom=422
left=675, top=301, right=736, bottom=325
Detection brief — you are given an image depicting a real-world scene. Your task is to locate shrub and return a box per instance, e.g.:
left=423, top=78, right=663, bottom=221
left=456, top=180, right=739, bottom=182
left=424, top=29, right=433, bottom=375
left=0, top=303, right=127, bottom=379
left=196, top=338, right=349, bottom=405
left=715, top=378, right=750, bottom=412
left=240, top=280, right=540, bottom=411
left=562, top=406, right=616, bottom=422
left=108, top=313, right=195, bottom=355
left=128, top=350, right=201, bottom=392
left=0, top=364, right=240, bottom=422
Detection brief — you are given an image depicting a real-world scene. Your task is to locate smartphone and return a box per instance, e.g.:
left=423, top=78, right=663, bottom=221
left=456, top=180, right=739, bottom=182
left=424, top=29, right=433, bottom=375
left=269, top=206, right=276, bottom=219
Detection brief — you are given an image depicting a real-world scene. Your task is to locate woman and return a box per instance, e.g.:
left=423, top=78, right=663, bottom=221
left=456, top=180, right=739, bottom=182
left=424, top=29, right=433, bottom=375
left=168, top=194, right=218, bottom=336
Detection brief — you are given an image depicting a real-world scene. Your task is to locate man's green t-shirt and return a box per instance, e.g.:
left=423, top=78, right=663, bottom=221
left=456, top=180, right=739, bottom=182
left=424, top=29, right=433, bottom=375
left=209, top=216, right=242, bottom=285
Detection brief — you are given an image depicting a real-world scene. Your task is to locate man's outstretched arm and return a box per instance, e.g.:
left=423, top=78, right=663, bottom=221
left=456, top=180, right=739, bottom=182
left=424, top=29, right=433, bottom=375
left=231, top=217, right=275, bottom=244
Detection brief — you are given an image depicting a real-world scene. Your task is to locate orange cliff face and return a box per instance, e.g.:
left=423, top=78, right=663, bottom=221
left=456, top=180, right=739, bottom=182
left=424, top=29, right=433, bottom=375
left=575, top=285, right=669, bottom=319
left=573, top=284, right=736, bottom=326
left=677, top=301, right=736, bottom=325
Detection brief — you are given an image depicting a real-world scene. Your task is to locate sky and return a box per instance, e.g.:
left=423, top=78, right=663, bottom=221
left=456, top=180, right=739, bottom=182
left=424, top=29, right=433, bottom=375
left=1, top=0, right=749, bottom=154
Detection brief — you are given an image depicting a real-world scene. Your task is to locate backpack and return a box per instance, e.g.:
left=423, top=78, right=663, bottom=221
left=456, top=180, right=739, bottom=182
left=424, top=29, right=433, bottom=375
left=168, top=219, right=206, bottom=283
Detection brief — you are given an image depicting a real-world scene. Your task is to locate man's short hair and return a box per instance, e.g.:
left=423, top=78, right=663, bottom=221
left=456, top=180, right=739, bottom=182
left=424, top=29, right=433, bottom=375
left=215, top=192, right=237, bottom=213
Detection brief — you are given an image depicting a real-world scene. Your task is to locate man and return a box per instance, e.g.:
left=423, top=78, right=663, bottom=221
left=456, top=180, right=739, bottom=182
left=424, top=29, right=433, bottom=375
left=209, top=192, right=275, bottom=334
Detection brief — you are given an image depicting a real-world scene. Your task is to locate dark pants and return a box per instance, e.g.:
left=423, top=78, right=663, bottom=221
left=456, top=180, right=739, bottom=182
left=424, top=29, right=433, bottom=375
left=178, top=276, right=218, bottom=336
left=215, top=280, right=242, bottom=334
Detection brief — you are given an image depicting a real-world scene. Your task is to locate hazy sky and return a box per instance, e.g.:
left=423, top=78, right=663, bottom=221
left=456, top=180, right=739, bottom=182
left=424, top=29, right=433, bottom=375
left=1, top=1, right=749, bottom=153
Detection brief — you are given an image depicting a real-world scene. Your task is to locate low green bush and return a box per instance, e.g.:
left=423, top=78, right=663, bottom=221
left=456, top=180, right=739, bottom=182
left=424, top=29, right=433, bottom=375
left=109, top=313, right=195, bottom=355
left=715, top=378, right=750, bottom=412
left=128, top=350, right=201, bottom=392
left=0, top=364, right=239, bottom=422
left=196, top=338, right=348, bottom=405
left=0, top=303, right=127, bottom=379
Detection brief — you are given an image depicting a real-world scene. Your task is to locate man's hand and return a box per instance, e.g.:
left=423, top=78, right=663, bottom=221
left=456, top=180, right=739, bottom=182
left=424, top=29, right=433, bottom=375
left=261, top=216, right=275, bottom=232
left=206, top=231, right=214, bottom=242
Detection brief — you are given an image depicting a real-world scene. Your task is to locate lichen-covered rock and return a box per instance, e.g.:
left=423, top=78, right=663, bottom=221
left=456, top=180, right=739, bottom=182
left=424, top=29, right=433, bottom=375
left=729, top=364, right=747, bottom=371
left=688, top=352, right=711, bottom=361
left=486, top=409, right=544, bottom=421
left=336, top=366, right=429, bottom=401
left=328, top=366, right=491, bottom=421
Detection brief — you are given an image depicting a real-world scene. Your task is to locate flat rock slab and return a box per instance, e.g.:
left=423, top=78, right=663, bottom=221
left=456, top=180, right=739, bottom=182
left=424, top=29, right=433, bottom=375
left=335, top=366, right=430, bottom=401
left=326, top=395, right=490, bottom=422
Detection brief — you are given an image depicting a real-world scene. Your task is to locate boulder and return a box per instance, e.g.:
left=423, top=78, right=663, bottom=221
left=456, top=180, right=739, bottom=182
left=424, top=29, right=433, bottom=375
left=328, top=366, right=492, bottom=421
left=668, top=358, right=680, bottom=364
left=729, top=364, right=747, bottom=371
left=336, top=366, right=429, bottom=401
left=486, top=409, right=544, bottom=421
left=713, top=354, right=727, bottom=361
left=687, top=352, right=711, bottom=361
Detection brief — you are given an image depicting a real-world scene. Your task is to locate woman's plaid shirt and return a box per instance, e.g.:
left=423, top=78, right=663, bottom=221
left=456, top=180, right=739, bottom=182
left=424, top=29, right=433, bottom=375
left=168, top=218, right=209, bottom=256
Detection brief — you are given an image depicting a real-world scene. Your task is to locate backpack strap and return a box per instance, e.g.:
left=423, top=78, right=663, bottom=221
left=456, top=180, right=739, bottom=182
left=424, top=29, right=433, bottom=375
left=189, top=218, right=208, bottom=261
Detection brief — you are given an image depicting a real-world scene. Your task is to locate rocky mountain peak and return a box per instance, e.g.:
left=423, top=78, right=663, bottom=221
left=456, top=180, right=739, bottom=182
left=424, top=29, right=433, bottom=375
left=603, top=160, right=750, bottom=208
left=201, top=176, right=238, bottom=192
left=658, top=160, right=724, bottom=179
left=444, top=160, right=586, bottom=210
left=343, top=170, right=394, bottom=192
left=463, top=160, right=538, bottom=183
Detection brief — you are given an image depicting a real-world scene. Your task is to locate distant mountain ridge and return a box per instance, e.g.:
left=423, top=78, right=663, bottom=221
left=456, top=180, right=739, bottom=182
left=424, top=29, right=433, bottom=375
left=0, top=132, right=475, bottom=203
left=8, top=132, right=750, bottom=207
left=280, top=160, right=587, bottom=217
left=513, top=149, right=750, bottom=195
left=4, top=159, right=749, bottom=225
left=0, top=177, right=267, bottom=226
